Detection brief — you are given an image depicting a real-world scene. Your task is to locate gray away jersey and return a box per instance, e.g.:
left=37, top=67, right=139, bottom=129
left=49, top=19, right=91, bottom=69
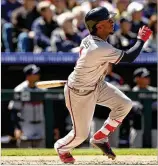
left=68, top=35, right=124, bottom=90
left=8, top=81, right=46, bottom=122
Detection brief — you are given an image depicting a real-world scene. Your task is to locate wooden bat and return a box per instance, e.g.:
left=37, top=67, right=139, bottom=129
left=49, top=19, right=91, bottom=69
left=36, top=80, right=67, bottom=89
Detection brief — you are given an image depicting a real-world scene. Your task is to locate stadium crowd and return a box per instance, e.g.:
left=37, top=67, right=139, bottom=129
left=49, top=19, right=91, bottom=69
left=1, top=0, right=157, bottom=53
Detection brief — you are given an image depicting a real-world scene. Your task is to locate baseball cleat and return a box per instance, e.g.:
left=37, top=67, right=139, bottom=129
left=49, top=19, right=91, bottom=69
left=90, top=139, right=116, bottom=160
left=58, top=152, right=75, bottom=164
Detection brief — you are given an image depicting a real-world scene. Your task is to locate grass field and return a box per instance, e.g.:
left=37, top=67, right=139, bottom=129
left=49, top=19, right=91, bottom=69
left=1, top=148, right=157, bottom=156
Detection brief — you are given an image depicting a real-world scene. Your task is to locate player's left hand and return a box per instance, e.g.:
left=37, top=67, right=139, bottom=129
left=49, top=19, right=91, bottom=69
left=14, top=129, right=22, bottom=140
left=137, top=26, right=152, bottom=42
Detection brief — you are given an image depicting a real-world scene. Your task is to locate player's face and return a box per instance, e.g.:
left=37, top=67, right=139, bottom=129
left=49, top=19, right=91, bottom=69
left=41, top=8, right=53, bottom=20
left=63, top=19, right=74, bottom=34
left=28, top=74, right=40, bottom=83
left=97, top=18, right=115, bottom=36
left=121, top=21, right=131, bottom=33
left=136, top=77, right=150, bottom=87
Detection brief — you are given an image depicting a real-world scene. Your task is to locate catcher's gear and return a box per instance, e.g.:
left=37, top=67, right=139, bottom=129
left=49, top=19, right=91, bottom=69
left=85, top=6, right=116, bottom=33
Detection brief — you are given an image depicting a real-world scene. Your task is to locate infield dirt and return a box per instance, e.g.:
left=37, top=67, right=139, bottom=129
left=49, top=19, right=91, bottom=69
left=1, top=155, right=157, bottom=166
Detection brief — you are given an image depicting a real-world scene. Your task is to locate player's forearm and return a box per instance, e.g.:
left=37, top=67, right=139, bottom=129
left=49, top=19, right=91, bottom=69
left=120, top=26, right=152, bottom=63
left=10, top=109, right=21, bottom=130
left=120, top=39, right=145, bottom=63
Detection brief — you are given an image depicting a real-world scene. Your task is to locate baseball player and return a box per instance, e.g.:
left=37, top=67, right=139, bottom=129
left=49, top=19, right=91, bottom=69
left=8, top=64, right=46, bottom=147
left=54, top=6, right=152, bottom=164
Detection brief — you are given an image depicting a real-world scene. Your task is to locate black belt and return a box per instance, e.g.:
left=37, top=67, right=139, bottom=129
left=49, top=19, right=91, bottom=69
left=68, top=85, right=85, bottom=93
left=20, top=119, right=42, bottom=124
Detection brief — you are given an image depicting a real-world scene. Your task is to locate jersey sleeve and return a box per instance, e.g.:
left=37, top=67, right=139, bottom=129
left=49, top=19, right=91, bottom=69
left=8, top=82, right=27, bottom=111
left=107, top=44, right=124, bottom=64
left=8, top=86, right=23, bottom=110
left=92, top=42, right=124, bottom=64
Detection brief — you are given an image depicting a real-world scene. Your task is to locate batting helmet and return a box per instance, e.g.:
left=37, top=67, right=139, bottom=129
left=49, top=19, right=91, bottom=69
left=133, top=68, right=150, bottom=82
left=23, top=64, right=40, bottom=76
left=85, top=6, right=116, bottom=34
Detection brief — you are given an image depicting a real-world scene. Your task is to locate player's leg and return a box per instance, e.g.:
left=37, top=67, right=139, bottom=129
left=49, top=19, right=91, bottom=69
left=54, top=84, right=97, bottom=163
left=19, top=122, right=33, bottom=148
left=90, top=81, right=132, bottom=159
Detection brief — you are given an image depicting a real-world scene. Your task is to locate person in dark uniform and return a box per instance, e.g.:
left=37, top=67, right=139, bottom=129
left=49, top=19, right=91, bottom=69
left=133, top=68, right=156, bottom=92
left=130, top=67, right=157, bottom=148
left=8, top=64, right=46, bottom=148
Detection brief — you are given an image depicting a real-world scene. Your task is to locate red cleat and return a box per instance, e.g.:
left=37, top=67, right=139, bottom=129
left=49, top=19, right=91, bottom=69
left=58, top=152, right=75, bottom=164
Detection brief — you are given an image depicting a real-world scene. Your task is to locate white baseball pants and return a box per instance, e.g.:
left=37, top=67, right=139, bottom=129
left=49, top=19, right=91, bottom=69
left=54, top=81, right=132, bottom=153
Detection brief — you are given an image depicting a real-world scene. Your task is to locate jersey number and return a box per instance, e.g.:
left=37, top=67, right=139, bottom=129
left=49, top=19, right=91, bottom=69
left=83, top=40, right=90, bottom=49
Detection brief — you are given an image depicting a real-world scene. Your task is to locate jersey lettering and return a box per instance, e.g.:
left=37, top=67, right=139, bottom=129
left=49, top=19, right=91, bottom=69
left=83, top=40, right=90, bottom=49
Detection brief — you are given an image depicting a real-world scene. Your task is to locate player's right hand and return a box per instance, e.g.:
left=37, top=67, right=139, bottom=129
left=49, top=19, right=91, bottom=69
left=14, top=129, right=22, bottom=140
left=137, top=26, right=152, bottom=42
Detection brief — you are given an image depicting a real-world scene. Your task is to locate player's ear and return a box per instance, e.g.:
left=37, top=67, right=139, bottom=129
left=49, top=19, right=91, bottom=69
left=96, top=24, right=102, bottom=31
left=134, top=77, right=139, bottom=83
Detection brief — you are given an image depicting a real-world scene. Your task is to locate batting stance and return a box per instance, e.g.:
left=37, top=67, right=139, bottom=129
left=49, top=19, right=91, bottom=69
left=54, top=7, right=152, bottom=164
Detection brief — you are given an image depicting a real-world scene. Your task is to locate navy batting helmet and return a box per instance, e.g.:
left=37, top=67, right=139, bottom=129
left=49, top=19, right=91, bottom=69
left=23, top=64, right=40, bottom=76
left=133, top=68, right=150, bottom=82
left=85, top=6, right=116, bottom=34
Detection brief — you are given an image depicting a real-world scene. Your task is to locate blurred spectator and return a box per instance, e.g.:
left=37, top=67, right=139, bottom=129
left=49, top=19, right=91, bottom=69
left=1, top=0, right=22, bottom=23
left=51, top=12, right=81, bottom=52
left=66, top=0, right=79, bottom=11
left=130, top=0, right=146, bottom=4
left=8, top=64, right=46, bottom=148
left=108, top=16, right=137, bottom=50
left=1, top=19, right=6, bottom=52
left=127, top=2, right=148, bottom=33
left=81, top=0, right=101, bottom=14
left=143, top=0, right=157, bottom=19
left=88, top=0, right=101, bottom=9
left=114, top=0, right=130, bottom=21
left=132, top=67, right=156, bottom=92
left=100, top=0, right=115, bottom=14
left=143, top=15, right=157, bottom=53
left=32, top=1, right=59, bottom=52
left=72, top=6, right=89, bottom=38
left=2, top=0, right=40, bottom=52
left=52, top=0, right=69, bottom=15
left=1, top=0, right=21, bottom=52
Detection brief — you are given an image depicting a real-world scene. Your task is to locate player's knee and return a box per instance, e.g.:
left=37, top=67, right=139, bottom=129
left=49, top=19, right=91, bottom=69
left=78, top=130, right=89, bottom=142
left=124, top=98, right=133, bottom=112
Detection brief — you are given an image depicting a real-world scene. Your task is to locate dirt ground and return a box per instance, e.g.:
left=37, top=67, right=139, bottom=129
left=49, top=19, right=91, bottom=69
left=1, top=155, right=157, bottom=166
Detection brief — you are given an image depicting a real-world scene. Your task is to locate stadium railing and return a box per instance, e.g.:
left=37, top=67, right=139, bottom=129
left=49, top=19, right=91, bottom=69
left=1, top=52, right=157, bottom=64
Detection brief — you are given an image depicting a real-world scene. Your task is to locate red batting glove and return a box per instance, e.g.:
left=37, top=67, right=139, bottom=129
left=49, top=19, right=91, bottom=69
left=137, top=26, right=152, bottom=42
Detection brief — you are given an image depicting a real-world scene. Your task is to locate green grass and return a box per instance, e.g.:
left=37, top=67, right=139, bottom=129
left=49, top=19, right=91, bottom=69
left=1, top=148, right=157, bottom=156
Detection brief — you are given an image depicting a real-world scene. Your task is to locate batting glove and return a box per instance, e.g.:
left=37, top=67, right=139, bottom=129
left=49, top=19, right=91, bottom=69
left=137, top=26, right=152, bottom=42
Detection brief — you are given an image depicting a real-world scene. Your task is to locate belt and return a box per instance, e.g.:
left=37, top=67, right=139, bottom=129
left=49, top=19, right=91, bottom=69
left=67, top=84, right=85, bottom=93
left=20, top=119, right=42, bottom=124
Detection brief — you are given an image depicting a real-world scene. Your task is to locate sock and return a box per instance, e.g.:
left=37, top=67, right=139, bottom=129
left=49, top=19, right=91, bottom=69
left=93, top=117, right=122, bottom=141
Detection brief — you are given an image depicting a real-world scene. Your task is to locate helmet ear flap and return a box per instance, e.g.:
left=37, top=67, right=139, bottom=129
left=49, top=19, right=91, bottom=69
left=91, top=25, right=97, bottom=35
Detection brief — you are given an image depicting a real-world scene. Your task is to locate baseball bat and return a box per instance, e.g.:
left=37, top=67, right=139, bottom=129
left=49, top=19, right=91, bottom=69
left=36, top=80, right=67, bottom=89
